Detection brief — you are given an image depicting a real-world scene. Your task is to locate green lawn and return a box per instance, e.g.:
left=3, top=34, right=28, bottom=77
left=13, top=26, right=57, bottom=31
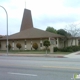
left=0, top=50, right=70, bottom=54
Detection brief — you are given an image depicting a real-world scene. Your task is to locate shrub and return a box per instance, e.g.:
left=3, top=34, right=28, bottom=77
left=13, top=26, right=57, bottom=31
left=8, top=44, right=12, bottom=50
left=32, top=43, right=38, bottom=50
left=54, top=47, right=59, bottom=52
left=43, top=40, right=50, bottom=49
left=60, top=47, right=73, bottom=52
left=59, top=46, right=80, bottom=52
left=6, top=44, right=12, bottom=50
left=0, top=43, right=1, bottom=49
left=72, top=46, right=80, bottom=52
left=16, top=43, right=22, bottom=50
left=43, top=40, right=50, bottom=54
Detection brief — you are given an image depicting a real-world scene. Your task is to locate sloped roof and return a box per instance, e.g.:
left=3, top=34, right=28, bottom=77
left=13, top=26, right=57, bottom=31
left=1, top=28, right=64, bottom=40
left=0, top=35, right=3, bottom=38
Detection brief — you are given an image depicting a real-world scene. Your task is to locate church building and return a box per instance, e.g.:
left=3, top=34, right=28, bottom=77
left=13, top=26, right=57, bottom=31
left=0, top=9, right=79, bottom=50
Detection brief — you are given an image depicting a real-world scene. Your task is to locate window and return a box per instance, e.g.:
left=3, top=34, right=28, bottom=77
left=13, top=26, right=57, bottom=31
left=40, top=43, right=42, bottom=47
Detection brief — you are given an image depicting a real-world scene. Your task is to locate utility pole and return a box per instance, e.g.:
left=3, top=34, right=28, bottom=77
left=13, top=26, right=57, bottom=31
left=0, top=5, right=8, bottom=55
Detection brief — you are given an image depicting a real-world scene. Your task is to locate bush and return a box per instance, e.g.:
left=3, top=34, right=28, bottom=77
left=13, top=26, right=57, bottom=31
left=16, top=43, right=22, bottom=50
left=60, top=47, right=73, bottom=52
left=6, top=44, right=12, bottom=50
left=54, top=47, right=59, bottom=52
left=8, top=44, right=12, bottom=50
left=32, top=43, right=38, bottom=50
left=43, top=40, right=50, bottom=48
left=60, top=46, right=80, bottom=52
left=0, top=43, right=1, bottom=49
left=71, top=46, right=80, bottom=52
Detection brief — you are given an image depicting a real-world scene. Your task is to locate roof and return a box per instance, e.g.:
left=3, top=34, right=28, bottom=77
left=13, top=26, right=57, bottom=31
left=0, top=35, right=3, bottom=38
left=0, top=28, right=64, bottom=40
left=67, top=36, right=80, bottom=39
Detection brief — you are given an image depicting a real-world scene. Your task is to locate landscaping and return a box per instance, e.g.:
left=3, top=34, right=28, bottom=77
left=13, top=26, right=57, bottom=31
left=0, top=50, right=70, bottom=55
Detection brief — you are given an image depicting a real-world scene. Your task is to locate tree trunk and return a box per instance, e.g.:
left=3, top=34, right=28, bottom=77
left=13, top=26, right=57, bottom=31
left=71, top=39, right=73, bottom=46
left=46, top=47, right=48, bottom=56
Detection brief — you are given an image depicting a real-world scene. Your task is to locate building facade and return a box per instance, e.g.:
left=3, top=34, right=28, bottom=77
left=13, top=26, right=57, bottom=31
left=0, top=9, right=79, bottom=51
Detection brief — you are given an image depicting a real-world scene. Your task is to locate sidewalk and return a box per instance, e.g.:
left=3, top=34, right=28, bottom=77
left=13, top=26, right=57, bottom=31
left=1, top=51, right=80, bottom=58
left=64, top=51, right=80, bottom=58
left=0, top=53, right=66, bottom=58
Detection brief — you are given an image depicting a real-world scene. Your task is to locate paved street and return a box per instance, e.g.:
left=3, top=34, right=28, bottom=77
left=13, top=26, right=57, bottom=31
left=0, top=56, right=80, bottom=80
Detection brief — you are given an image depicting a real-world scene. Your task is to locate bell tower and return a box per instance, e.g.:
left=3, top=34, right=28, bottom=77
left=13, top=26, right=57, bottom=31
left=20, top=9, right=33, bottom=31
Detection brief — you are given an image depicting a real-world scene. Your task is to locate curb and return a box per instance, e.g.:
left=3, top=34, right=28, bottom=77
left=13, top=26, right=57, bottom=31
left=0, top=54, right=66, bottom=58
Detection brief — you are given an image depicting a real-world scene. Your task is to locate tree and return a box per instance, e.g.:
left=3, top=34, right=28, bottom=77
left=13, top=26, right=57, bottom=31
left=65, top=24, right=80, bottom=37
left=43, top=40, right=50, bottom=54
left=32, top=42, right=38, bottom=50
left=46, top=26, right=57, bottom=33
left=57, top=29, right=71, bottom=37
left=57, top=29, right=71, bottom=47
left=65, top=24, right=80, bottom=46
left=16, top=43, right=22, bottom=50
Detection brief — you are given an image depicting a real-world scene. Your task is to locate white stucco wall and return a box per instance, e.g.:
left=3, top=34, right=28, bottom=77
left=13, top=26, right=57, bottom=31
left=1, top=41, right=7, bottom=50
left=0, top=38, right=79, bottom=50
left=67, top=39, right=79, bottom=46
left=0, top=39, right=45, bottom=50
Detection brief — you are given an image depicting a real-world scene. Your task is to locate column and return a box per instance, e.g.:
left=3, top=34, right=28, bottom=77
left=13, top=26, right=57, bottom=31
left=25, top=40, right=27, bottom=50
left=56, top=38, right=59, bottom=47
left=31, top=41, right=32, bottom=50
left=40, top=40, right=43, bottom=50
left=49, top=37, right=54, bottom=53
left=12, top=41, right=14, bottom=50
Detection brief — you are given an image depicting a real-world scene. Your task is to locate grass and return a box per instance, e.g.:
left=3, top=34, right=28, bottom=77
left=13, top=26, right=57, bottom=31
left=0, top=50, right=70, bottom=54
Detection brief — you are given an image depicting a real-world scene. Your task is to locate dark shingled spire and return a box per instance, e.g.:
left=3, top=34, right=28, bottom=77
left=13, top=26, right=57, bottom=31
left=20, top=9, right=33, bottom=31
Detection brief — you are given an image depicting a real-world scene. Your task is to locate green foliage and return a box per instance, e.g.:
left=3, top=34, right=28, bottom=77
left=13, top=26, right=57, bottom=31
left=8, top=44, right=12, bottom=50
left=43, top=40, right=50, bottom=48
left=6, top=44, right=12, bottom=50
left=0, top=43, right=1, bottom=48
left=60, top=46, right=80, bottom=52
left=32, top=43, right=38, bottom=50
left=16, top=43, right=22, bottom=50
left=60, top=47, right=73, bottom=52
left=46, top=26, right=57, bottom=33
left=57, top=29, right=71, bottom=37
left=43, top=40, right=50, bottom=54
left=57, top=29, right=67, bottom=36
left=54, top=47, right=59, bottom=52
left=53, top=46, right=80, bottom=52
left=71, top=46, right=80, bottom=51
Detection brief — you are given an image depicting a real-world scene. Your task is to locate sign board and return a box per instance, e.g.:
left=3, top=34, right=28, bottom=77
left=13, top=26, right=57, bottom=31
left=71, top=74, right=80, bottom=80
left=50, top=37, right=55, bottom=45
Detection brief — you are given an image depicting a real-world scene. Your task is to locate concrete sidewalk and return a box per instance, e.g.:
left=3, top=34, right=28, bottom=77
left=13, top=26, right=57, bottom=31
left=64, top=51, right=80, bottom=58
left=0, top=53, right=66, bottom=58
left=0, top=51, right=80, bottom=58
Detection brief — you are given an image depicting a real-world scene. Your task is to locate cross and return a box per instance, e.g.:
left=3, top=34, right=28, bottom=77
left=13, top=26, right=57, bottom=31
left=25, top=0, right=26, bottom=8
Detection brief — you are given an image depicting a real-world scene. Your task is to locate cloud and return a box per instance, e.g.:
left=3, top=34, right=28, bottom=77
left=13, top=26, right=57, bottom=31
left=0, top=0, right=80, bottom=35
left=33, top=13, right=78, bottom=30
left=0, top=0, right=10, bottom=3
left=64, top=0, right=80, bottom=8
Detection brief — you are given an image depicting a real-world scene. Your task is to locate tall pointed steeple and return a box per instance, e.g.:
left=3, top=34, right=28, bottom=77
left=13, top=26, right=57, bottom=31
left=20, top=9, right=33, bottom=32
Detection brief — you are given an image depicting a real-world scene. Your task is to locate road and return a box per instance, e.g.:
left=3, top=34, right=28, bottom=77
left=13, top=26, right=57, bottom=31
left=0, top=56, right=80, bottom=80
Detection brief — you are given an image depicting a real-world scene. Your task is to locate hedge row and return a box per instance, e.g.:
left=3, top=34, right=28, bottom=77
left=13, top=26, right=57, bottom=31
left=54, top=46, right=80, bottom=52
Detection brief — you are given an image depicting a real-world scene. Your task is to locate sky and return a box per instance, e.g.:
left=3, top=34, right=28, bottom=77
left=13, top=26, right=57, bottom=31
left=0, top=0, right=80, bottom=35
